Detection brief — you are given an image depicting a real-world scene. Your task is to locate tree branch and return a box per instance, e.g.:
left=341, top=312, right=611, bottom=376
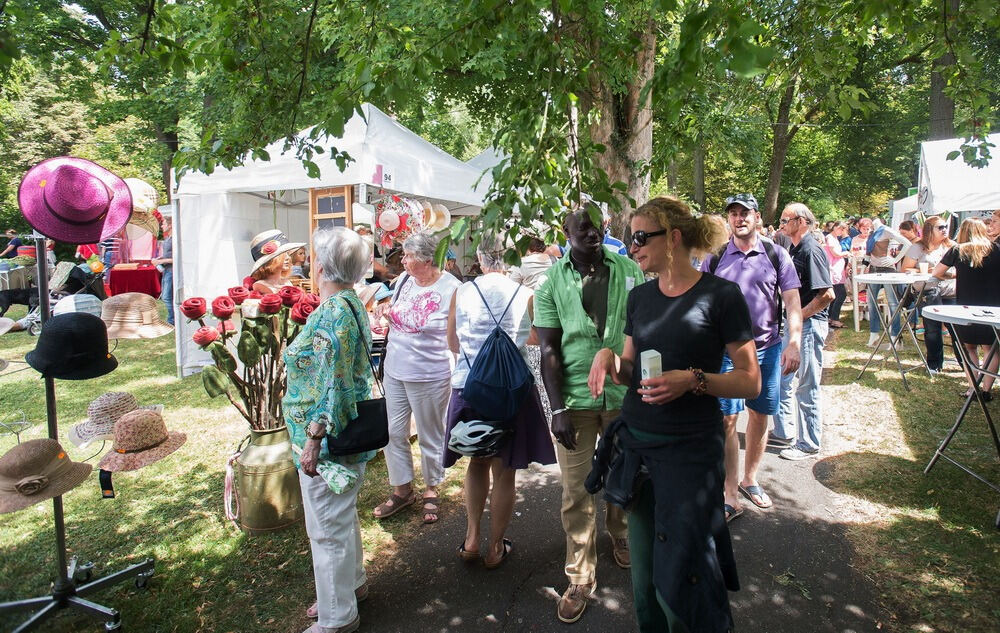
left=289, top=0, right=320, bottom=135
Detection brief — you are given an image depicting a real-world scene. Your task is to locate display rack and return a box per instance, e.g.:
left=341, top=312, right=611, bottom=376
left=0, top=235, right=155, bottom=632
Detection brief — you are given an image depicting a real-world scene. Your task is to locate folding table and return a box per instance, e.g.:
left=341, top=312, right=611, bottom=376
left=855, top=272, right=933, bottom=390
left=921, top=304, right=1000, bottom=495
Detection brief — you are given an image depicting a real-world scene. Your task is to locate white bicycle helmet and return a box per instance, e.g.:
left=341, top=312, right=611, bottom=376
left=448, top=419, right=509, bottom=458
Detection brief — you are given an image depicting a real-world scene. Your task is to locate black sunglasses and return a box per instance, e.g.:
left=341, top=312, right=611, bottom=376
left=631, top=229, right=667, bottom=247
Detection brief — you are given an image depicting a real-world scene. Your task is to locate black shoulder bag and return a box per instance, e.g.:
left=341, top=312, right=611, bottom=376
left=325, top=297, right=389, bottom=456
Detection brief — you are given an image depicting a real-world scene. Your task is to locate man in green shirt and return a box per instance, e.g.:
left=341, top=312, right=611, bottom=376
left=534, top=204, right=643, bottom=624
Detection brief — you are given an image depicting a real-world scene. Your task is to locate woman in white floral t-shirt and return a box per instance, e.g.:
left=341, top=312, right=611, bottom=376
left=373, top=231, right=461, bottom=524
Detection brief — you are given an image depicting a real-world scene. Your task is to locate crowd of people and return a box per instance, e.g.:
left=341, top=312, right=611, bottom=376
left=12, top=194, right=978, bottom=633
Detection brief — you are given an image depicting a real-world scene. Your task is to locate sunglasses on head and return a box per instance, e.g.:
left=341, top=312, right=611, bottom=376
left=631, top=229, right=667, bottom=247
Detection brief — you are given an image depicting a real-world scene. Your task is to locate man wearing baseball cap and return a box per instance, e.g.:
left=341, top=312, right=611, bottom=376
left=702, top=193, right=803, bottom=519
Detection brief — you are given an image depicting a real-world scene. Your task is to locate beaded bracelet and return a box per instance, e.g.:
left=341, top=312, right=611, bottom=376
left=687, top=367, right=708, bottom=396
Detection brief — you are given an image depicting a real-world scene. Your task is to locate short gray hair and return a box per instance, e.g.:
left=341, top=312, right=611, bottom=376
left=783, top=202, right=815, bottom=225
left=477, top=234, right=508, bottom=272
left=313, top=227, right=370, bottom=284
left=402, top=231, right=441, bottom=265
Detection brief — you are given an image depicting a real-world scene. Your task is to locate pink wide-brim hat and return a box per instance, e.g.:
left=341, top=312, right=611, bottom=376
left=18, top=157, right=133, bottom=245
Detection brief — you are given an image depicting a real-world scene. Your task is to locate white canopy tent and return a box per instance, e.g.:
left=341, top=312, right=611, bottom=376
left=171, top=103, right=489, bottom=376
left=918, top=133, right=1000, bottom=219
left=889, top=194, right=918, bottom=229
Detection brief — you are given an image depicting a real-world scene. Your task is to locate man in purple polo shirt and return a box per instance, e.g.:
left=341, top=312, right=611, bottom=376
left=703, top=193, right=803, bottom=520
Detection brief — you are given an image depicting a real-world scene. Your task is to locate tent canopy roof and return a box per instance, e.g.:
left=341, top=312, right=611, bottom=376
left=176, top=103, right=488, bottom=209
left=918, top=133, right=1000, bottom=214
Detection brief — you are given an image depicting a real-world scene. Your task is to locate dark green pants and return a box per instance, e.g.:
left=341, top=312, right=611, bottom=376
left=628, top=478, right=691, bottom=633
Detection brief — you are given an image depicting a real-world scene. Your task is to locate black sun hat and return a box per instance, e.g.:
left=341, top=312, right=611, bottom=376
left=26, top=313, right=118, bottom=380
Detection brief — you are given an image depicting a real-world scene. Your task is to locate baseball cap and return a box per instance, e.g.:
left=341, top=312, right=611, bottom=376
left=724, top=193, right=758, bottom=212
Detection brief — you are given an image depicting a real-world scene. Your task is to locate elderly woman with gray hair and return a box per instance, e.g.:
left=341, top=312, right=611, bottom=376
left=282, top=227, right=376, bottom=633
left=372, top=231, right=462, bottom=523
left=443, top=237, right=556, bottom=567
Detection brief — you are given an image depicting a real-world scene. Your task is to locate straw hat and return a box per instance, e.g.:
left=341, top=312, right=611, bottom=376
left=428, top=203, right=452, bottom=231
left=101, top=292, right=173, bottom=339
left=53, top=294, right=103, bottom=318
left=67, top=392, right=163, bottom=449
left=0, top=439, right=92, bottom=514
left=249, top=230, right=305, bottom=275
left=25, top=313, right=118, bottom=380
left=18, top=157, right=133, bottom=245
left=98, top=410, right=186, bottom=472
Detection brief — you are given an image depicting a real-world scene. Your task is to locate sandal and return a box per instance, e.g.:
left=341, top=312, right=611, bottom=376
left=483, top=538, right=513, bottom=570
left=422, top=494, right=440, bottom=524
left=738, top=483, right=773, bottom=509
left=724, top=503, right=744, bottom=523
left=372, top=491, right=417, bottom=519
left=458, top=542, right=480, bottom=561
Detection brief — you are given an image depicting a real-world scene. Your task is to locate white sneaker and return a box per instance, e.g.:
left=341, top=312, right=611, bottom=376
left=867, top=333, right=881, bottom=347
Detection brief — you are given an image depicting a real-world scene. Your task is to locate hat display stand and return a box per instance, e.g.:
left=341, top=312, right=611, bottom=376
left=0, top=235, right=154, bottom=633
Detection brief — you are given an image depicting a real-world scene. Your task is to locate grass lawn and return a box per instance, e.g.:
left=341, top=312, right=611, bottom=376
left=821, top=318, right=1000, bottom=633
left=2, top=302, right=998, bottom=632
left=0, top=304, right=462, bottom=633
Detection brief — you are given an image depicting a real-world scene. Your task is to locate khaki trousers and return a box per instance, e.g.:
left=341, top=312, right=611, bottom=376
left=556, top=408, right=628, bottom=585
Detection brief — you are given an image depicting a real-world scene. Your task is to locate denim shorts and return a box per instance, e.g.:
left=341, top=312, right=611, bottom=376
left=718, top=341, right=782, bottom=416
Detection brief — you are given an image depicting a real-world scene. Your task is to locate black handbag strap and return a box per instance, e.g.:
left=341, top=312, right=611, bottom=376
left=341, top=295, right=385, bottom=397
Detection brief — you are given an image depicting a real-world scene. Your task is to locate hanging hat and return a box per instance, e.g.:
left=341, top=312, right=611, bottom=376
left=67, top=392, right=163, bottom=448
left=52, top=294, right=103, bottom=318
left=249, top=230, right=305, bottom=275
left=98, top=409, right=186, bottom=472
left=0, top=439, right=92, bottom=514
left=429, top=203, right=452, bottom=231
left=0, top=317, right=14, bottom=336
left=18, top=157, right=133, bottom=245
left=25, top=313, right=118, bottom=380
left=101, top=292, right=173, bottom=339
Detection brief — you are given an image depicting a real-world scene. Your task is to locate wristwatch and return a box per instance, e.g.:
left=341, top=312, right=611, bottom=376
left=304, top=425, right=326, bottom=441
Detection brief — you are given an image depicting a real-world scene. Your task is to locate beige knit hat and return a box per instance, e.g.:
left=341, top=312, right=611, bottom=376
left=101, top=292, right=173, bottom=339
left=0, top=439, right=92, bottom=514
left=67, top=392, right=164, bottom=449
left=98, top=409, right=186, bottom=472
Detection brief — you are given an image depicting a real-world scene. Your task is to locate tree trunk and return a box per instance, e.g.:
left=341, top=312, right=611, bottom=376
left=154, top=123, right=179, bottom=201
left=762, top=83, right=797, bottom=225
left=586, top=17, right=656, bottom=238
left=929, top=0, right=959, bottom=140
left=692, top=145, right=705, bottom=211
left=666, top=160, right=679, bottom=191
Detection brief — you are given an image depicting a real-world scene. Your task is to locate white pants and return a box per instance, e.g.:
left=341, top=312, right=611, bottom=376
left=299, top=463, right=366, bottom=628
left=383, top=374, right=451, bottom=488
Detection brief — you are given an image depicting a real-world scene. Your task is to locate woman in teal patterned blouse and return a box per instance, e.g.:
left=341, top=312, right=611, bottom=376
left=283, top=227, right=375, bottom=633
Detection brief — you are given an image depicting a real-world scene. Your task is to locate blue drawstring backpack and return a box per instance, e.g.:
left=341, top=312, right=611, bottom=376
left=866, top=225, right=885, bottom=255
left=462, top=280, right=535, bottom=422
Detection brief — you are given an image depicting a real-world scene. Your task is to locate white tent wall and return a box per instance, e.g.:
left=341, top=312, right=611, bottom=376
left=174, top=191, right=306, bottom=376
left=890, top=194, right=918, bottom=228
left=918, top=133, right=1000, bottom=216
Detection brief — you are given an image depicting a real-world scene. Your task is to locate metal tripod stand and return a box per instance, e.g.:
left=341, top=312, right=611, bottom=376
left=0, top=235, right=155, bottom=632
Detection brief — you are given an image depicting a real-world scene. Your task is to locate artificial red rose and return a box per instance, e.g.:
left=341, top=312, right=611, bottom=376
left=248, top=290, right=263, bottom=299
left=212, top=296, right=236, bottom=320
left=180, top=297, right=207, bottom=320
left=301, top=292, right=321, bottom=308
left=261, top=240, right=279, bottom=255
left=258, top=294, right=283, bottom=314
left=192, top=326, right=219, bottom=347
left=290, top=301, right=315, bottom=325
left=216, top=319, right=237, bottom=335
left=227, top=286, right=250, bottom=305
left=242, top=276, right=255, bottom=291
left=278, top=285, right=303, bottom=307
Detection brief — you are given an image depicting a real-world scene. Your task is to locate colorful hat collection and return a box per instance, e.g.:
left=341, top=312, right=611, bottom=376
left=374, top=195, right=453, bottom=248
left=0, top=156, right=187, bottom=513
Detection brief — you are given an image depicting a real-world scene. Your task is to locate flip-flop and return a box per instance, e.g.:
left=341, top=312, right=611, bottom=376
left=373, top=491, right=417, bottom=519
left=483, top=538, right=513, bottom=569
left=422, top=494, right=440, bottom=524
left=738, top=484, right=773, bottom=509
left=724, top=504, right=744, bottom=523
left=457, top=542, right=480, bottom=561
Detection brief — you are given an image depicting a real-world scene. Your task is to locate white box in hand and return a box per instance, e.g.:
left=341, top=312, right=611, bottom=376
left=639, top=350, right=662, bottom=380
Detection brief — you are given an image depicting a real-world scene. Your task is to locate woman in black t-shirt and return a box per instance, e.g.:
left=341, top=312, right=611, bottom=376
left=934, top=217, right=1000, bottom=399
left=589, top=196, right=759, bottom=633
